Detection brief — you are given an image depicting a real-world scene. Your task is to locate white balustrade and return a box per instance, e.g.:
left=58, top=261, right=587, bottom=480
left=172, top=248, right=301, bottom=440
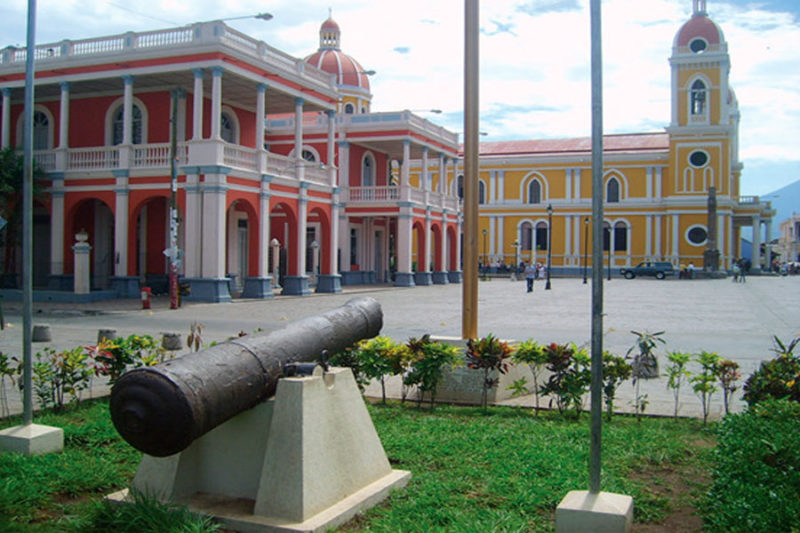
left=223, top=145, right=257, bottom=171
left=33, top=150, right=56, bottom=172
left=68, top=147, right=120, bottom=170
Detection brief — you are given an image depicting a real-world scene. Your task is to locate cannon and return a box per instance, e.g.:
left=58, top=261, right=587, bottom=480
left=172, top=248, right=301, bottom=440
left=110, top=296, right=382, bottom=457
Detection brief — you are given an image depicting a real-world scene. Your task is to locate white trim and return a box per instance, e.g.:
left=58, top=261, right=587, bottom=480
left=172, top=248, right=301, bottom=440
left=104, top=96, right=149, bottom=146
left=15, top=104, right=55, bottom=149
left=220, top=105, right=240, bottom=144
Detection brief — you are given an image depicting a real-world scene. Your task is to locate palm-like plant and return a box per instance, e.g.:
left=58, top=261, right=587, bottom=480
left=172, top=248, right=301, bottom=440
left=466, top=334, right=513, bottom=410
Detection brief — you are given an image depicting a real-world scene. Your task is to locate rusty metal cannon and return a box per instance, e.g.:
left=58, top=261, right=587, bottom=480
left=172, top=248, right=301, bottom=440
left=110, top=296, right=382, bottom=457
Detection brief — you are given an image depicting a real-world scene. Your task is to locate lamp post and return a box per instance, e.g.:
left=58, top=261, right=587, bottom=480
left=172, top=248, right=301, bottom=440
left=310, top=240, right=320, bottom=285
left=545, top=204, right=553, bottom=290
left=583, top=217, right=589, bottom=284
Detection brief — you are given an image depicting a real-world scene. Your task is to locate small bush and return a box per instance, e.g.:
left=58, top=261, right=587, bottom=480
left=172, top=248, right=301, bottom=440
left=702, top=399, right=800, bottom=532
left=743, top=336, right=800, bottom=407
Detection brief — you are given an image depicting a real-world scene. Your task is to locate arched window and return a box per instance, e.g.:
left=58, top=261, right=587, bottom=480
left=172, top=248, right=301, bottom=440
left=535, top=222, right=548, bottom=251
left=478, top=180, right=486, bottom=204
left=221, top=112, right=235, bottom=143
left=614, top=222, right=628, bottom=252
left=344, top=103, right=355, bottom=114
left=691, top=80, right=707, bottom=116
left=456, top=175, right=464, bottom=200
left=528, top=180, right=541, bottom=204
left=602, top=222, right=611, bottom=251
left=362, top=154, right=374, bottom=187
left=302, top=149, right=316, bottom=162
left=112, top=105, right=143, bottom=145
left=520, top=222, right=533, bottom=251
left=33, top=111, right=50, bottom=150
left=606, top=177, right=620, bottom=203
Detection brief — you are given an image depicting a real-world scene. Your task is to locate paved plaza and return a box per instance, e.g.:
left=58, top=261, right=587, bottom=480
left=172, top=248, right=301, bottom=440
left=1, top=274, right=798, bottom=420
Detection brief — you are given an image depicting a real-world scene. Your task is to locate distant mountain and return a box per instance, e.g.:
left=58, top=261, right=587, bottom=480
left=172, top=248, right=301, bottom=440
left=764, top=179, right=800, bottom=240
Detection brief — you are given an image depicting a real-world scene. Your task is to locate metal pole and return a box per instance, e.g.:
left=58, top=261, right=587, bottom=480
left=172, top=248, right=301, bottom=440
left=462, top=0, right=479, bottom=340
left=545, top=204, right=552, bottom=290
left=607, top=241, right=612, bottom=281
left=168, top=90, right=179, bottom=309
left=22, top=0, right=37, bottom=426
left=589, top=0, right=604, bottom=495
left=583, top=217, right=589, bottom=284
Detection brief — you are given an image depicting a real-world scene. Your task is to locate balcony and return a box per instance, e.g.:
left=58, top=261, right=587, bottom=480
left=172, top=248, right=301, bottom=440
left=343, top=186, right=460, bottom=212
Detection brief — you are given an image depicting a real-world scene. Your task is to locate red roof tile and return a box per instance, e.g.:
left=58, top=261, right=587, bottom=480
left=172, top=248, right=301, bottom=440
left=474, top=132, right=669, bottom=157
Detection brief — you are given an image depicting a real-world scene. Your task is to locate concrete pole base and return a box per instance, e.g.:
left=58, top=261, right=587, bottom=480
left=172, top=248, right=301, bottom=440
left=0, top=423, right=64, bottom=456
left=556, top=490, right=633, bottom=533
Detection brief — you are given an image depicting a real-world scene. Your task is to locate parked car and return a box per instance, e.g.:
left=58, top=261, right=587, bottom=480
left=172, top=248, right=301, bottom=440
left=620, top=262, right=675, bottom=280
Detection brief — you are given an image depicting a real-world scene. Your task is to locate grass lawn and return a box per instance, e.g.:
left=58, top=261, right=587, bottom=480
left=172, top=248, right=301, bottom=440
left=0, top=399, right=716, bottom=532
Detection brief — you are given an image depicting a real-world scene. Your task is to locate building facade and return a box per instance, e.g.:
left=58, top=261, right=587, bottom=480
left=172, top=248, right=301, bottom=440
left=0, top=1, right=776, bottom=302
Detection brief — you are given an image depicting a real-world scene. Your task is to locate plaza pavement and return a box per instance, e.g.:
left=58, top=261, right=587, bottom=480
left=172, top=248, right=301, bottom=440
left=1, top=274, right=797, bottom=420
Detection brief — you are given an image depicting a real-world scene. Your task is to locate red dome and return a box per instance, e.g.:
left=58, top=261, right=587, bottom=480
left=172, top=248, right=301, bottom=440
left=305, top=49, right=371, bottom=91
left=321, top=18, right=340, bottom=32
left=674, top=14, right=724, bottom=48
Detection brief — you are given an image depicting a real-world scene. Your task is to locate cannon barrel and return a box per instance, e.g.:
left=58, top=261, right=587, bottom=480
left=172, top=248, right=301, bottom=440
left=110, top=297, right=382, bottom=457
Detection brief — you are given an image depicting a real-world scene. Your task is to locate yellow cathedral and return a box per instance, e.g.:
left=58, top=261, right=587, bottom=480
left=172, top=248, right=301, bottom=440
left=406, top=0, right=774, bottom=276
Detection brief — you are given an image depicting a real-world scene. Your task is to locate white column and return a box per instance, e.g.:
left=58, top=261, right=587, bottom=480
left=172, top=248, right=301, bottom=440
left=256, top=83, right=266, bottom=151
left=671, top=214, right=680, bottom=259
left=564, top=215, right=571, bottom=264
left=1, top=88, right=10, bottom=149
left=258, top=176, right=272, bottom=277
left=58, top=82, right=70, bottom=148
left=645, top=215, right=653, bottom=258
left=438, top=153, right=446, bottom=195
left=176, top=89, right=187, bottom=143
left=455, top=216, right=463, bottom=271
left=646, top=167, right=653, bottom=200
left=575, top=169, right=582, bottom=200
left=489, top=216, right=496, bottom=258
left=210, top=67, right=223, bottom=140
left=718, top=213, right=726, bottom=262
left=338, top=141, right=350, bottom=188
left=200, top=173, right=228, bottom=278
left=192, top=68, right=204, bottom=140
left=330, top=192, right=340, bottom=275
left=655, top=167, right=663, bottom=200
left=497, top=215, right=504, bottom=260
left=421, top=147, right=429, bottom=191
left=122, top=75, right=133, bottom=145
left=294, top=97, right=305, bottom=181
left=113, top=173, right=129, bottom=277
left=439, top=215, right=448, bottom=272
left=401, top=140, right=410, bottom=185
left=338, top=212, right=350, bottom=273
left=397, top=213, right=413, bottom=272
left=183, top=172, right=202, bottom=277
left=655, top=215, right=663, bottom=260
left=565, top=169, right=572, bottom=200
left=297, top=183, right=308, bottom=275
left=498, top=170, right=505, bottom=203
left=326, top=110, right=336, bottom=187
left=751, top=215, right=762, bottom=270
left=424, top=214, right=432, bottom=271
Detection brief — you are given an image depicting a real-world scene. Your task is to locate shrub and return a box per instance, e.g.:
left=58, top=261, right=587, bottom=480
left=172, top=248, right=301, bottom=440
left=14, top=347, right=92, bottom=411
left=511, top=339, right=547, bottom=414
left=465, top=334, right=513, bottom=410
left=87, top=334, right=166, bottom=385
left=692, top=350, right=721, bottom=425
left=403, top=334, right=461, bottom=409
left=539, top=342, right=590, bottom=419
left=353, top=336, right=411, bottom=403
left=716, top=358, right=741, bottom=415
left=742, top=336, right=800, bottom=407
left=627, top=330, right=665, bottom=420
left=602, top=351, right=632, bottom=421
left=702, top=399, right=800, bottom=532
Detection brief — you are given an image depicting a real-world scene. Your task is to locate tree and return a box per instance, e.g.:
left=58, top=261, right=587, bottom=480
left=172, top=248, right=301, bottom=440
left=0, top=147, right=46, bottom=278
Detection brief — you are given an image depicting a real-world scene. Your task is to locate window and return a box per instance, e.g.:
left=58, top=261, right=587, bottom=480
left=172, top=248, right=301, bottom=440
left=362, top=155, right=374, bottom=187
left=456, top=175, right=464, bottom=200
left=535, top=222, right=548, bottom=251
left=33, top=111, right=49, bottom=150
left=350, top=228, right=358, bottom=266
left=606, top=177, right=620, bottom=203
left=528, top=180, right=541, bottom=204
left=603, top=224, right=611, bottom=251
left=112, top=104, right=143, bottom=145
left=302, top=149, right=317, bottom=162
left=687, top=225, right=708, bottom=246
left=221, top=113, right=235, bottom=143
left=478, top=180, right=486, bottom=204
left=614, top=223, right=627, bottom=252
left=689, top=150, right=709, bottom=167
left=691, top=80, right=707, bottom=116
left=520, top=222, right=533, bottom=251
left=689, top=38, right=707, bottom=53
left=344, top=103, right=355, bottom=114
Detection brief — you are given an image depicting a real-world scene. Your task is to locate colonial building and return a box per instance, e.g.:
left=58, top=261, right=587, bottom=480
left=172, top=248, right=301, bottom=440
left=0, top=16, right=461, bottom=302
left=0, top=1, right=776, bottom=302
left=435, top=0, right=773, bottom=274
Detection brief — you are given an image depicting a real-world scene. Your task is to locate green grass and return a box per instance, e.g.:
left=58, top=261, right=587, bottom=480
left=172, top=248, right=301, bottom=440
left=0, top=399, right=716, bottom=532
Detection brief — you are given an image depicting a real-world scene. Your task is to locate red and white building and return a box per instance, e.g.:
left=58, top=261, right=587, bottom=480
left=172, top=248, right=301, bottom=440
left=0, top=17, right=462, bottom=301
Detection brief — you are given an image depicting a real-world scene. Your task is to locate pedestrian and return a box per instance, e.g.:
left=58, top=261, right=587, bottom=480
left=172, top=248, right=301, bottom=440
left=738, top=259, right=746, bottom=283
left=688, top=262, right=695, bottom=279
left=525, top=262, right=536, bottom=293
left=732, top=260, right=739, bottom=282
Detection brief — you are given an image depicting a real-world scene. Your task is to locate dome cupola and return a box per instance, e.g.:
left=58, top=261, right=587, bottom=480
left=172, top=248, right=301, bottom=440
left=673, top=0, right=725, bottom=53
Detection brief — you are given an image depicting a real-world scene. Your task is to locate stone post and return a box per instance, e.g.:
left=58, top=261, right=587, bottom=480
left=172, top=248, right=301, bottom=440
left=73, top=230, right=91, bottom=294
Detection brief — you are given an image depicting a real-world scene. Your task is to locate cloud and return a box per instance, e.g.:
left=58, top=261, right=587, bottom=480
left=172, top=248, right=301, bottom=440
left=393, top=46, right=411, bottom=55
left=516, top=0, right=581, bottom=16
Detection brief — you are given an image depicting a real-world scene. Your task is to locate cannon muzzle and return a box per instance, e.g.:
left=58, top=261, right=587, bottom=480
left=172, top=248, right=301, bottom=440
left=110, top=297, right=382, bottom=457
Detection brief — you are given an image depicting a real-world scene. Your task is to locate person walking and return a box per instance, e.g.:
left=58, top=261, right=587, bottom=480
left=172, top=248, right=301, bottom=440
left=525, top=262, right=536, bottom=293
left=732, top=261, right=740, bottom=282
left=738, top=259, right=746, bottom=283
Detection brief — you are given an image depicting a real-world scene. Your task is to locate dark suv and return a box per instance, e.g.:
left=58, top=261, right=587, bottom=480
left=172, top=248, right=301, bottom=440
left=620, top=262, right=675, bottom=280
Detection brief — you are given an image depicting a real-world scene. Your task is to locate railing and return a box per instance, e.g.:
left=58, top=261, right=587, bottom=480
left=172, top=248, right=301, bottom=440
left=0, top=22, right=336, bottom=92
left=223, top=145, right=257, bottom=172
left=736, top=196, right=759, bottom=205
left=132, top=143, right=187, bottom=168
left=347, top=186, right=400, bottom=202
left=32, top=150, right=56, bottom=172
left=68, top=147, right=120, bottom=170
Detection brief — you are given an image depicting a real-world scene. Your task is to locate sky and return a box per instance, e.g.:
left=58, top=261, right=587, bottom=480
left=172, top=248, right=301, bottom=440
left=1, top=0, right=799, bottom=197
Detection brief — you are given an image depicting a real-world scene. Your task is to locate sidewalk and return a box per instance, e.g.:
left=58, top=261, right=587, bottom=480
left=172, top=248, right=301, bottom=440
left=1, top=275, right=798, bottom=420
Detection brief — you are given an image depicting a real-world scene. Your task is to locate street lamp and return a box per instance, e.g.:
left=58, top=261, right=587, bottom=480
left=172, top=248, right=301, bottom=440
left=583, top=217, right=589, bottom=284
left=545, top=204, right=553, bottom=290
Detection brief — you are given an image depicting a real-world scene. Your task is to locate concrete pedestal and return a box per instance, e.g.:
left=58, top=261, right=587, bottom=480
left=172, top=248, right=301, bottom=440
left=107, top=367, right=410, bottom=533
left=432, top=271, right=449, bottom=284
left=242, top=277, right=275, bottom=299
left=393, top=272, right=415, bottom=287
left=0, top=423, right=64, bottom=456
left=315, top=274, right=342, bottom=294
left=183, top=278, right=232, bottom=303
left=447, top=270, right=463, bottom=283
left=556, top=490, right=633, bottom=533
left=281, top=276, right=311, bottom=296
left=414, top=271, right=433, bottom=286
